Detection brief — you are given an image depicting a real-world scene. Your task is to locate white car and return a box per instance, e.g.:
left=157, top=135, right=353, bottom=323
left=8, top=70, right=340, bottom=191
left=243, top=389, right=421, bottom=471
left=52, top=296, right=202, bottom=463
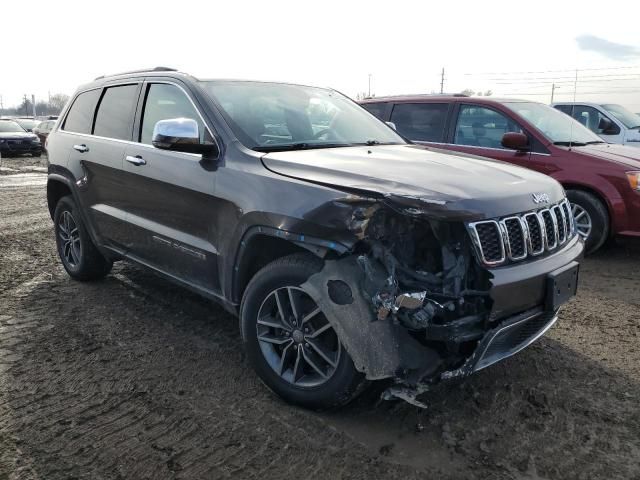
left=552, top=102, right=640, bottom=147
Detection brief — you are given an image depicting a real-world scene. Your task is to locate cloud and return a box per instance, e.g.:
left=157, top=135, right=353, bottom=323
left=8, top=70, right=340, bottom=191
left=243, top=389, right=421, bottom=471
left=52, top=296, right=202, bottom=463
left=576, top=35, right=640, bottom=61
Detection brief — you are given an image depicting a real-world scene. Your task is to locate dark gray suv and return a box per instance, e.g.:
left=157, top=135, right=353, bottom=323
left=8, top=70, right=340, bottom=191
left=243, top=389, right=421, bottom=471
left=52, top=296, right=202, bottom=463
left=46, top=67, right=583, bottom=409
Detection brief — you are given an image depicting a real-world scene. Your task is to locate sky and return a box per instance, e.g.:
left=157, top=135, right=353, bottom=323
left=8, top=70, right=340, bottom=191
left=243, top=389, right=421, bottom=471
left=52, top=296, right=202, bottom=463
left=1, top=0, right=639, bottom=112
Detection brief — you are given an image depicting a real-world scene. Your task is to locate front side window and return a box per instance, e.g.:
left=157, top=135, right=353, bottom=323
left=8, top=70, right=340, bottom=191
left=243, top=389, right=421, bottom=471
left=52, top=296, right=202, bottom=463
left=201, top=81, right=404, bottom=152
left=62, top=89, right=101, bottom=134
left=504, top=102, right=604, bottom=146
left=140, top=83, right=206, bottom=145
left=569, top=105, right=617, bottom=135
left=454, top=105, right=522, bottom=148
left=93, top=84, right=139, bottom=140
left=390, top=103, right=449, bottom=142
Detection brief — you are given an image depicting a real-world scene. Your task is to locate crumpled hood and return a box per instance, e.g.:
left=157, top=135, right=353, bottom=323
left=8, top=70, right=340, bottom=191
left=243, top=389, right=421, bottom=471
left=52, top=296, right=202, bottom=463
left=570, top=143, right=640, bottom=170
left=0, top=132, right=37, bottom=140
left=262, top=144, right=565, bottom=220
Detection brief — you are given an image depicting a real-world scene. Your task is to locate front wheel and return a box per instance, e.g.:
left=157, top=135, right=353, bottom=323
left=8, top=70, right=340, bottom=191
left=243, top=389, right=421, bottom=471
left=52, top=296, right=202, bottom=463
left=240, top=253, right=366, bottom=410
left=567, top=190, right=609, bottom=254
left=54, top=195, right=112, bottom=280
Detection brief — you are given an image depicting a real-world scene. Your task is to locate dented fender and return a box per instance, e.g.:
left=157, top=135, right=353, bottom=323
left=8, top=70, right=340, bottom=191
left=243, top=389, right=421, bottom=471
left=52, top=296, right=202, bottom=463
left=302, top=256, right=441, bottom=380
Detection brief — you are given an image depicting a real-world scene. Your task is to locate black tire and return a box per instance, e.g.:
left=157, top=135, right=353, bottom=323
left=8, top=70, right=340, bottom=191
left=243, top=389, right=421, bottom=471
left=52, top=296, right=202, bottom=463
left=53, top=195, right=112, bottom=280
left=240, top=253, right=366, bottom=410
left=567, top=190, right=609, bottom=254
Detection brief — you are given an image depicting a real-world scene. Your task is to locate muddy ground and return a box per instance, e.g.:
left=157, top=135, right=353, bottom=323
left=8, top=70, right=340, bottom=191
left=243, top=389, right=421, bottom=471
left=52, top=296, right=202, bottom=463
left=0, top=155, right=638, bottom=479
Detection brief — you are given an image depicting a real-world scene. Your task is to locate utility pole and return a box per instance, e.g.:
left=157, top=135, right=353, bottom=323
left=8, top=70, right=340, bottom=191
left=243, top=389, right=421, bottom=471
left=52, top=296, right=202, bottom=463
left=440, top=68, right=445, bottom=94
left=23, top=94, right=28, bottom=116
left=550, top=83, right=559, bottom=104
left=368, top=73, right=372, bottom=97
left=32, top=94, right=36, bottom=117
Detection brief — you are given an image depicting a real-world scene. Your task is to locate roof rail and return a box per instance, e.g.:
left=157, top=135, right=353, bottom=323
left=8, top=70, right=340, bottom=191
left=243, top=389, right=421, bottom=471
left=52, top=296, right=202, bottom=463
left=94, top=66, right=177, bottom=81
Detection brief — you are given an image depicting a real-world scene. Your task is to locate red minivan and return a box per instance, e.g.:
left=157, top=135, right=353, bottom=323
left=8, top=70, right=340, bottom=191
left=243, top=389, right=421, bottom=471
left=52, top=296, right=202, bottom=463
left=361, top=95, right=640, bottom=253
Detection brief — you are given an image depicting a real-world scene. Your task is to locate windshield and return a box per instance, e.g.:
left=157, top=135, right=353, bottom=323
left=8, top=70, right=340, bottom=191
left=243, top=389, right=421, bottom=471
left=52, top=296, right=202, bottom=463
left=602, top=104, right=640, bottom=129
left=0, top=121, right=26, bottom=133
left=15, top=119, right=39, bottom=130
left=201, top=81, right=405, bottom=151
left=504, top=102, right=603, bottom=145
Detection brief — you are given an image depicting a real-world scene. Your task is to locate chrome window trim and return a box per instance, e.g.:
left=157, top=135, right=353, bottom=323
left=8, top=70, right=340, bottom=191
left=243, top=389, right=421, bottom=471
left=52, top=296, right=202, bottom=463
left=59, top=79, right=220, bottom=157
left=468, top=220, right=506, bottom=266
left=523, top=212, right=545, bottom=256
left=499, top=217, right=528, bottom=261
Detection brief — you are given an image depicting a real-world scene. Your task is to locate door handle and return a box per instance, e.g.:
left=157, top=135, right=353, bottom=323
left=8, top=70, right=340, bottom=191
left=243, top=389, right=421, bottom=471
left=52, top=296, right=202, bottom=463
left=73, top=144, right=89, bottom=153
left=125, top=155, right=146, bottom=166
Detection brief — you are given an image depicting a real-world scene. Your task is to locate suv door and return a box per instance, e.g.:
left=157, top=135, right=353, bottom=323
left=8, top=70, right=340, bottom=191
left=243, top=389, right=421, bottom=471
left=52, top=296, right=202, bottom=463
left=62, top=84, right=141, bottom=250
left=445, top=103, right=533, bottom=169
left=120, top=81, right=222, bottom=293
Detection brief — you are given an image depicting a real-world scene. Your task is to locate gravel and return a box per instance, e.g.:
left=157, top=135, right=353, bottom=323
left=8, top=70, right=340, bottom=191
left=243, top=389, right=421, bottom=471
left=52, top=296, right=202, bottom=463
left=0, top=155, right=638, bottom=479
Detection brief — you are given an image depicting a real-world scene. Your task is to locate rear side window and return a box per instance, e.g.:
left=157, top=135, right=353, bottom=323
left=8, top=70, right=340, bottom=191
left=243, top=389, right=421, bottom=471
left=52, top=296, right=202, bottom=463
left=93, top=85, right=139, bottom=140
left=362, top=103, right=387, bottom=120
left=554, top=105, right=573, bottom=115
left=390, top=103, right=449, bottom=142
left=140, top=83, right=206, bottom=144
left=62, top=89, right=101, bottom=134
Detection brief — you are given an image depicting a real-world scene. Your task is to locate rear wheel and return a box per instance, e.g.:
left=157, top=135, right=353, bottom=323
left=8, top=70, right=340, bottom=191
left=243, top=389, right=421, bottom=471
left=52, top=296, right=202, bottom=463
left=54, top=195, right=112, bottom=280
left=240, top=253, right=366, bottom=410
left=567, top=190, right=609, bottom=254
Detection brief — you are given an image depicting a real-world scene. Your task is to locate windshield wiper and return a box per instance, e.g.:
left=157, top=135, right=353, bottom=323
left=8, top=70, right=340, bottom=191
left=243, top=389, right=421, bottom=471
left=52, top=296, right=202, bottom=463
left=553, top=141, right=587, bottom=147
left=585, top=140, right=606, bottom=145
left=254, top=142, right=350, bottom=153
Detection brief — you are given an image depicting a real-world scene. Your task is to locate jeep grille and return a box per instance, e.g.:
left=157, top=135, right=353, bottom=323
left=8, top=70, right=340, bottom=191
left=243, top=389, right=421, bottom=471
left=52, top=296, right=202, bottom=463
left=468, top=199, right=576, bottom=267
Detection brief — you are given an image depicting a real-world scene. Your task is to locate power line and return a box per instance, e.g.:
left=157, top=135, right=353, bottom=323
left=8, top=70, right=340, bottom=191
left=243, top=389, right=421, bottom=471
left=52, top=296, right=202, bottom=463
left=463, top=65, right=640, bottom=76
left=495, top=90, right=640, bottom=96
left=489, top=73, right=640, bottom=83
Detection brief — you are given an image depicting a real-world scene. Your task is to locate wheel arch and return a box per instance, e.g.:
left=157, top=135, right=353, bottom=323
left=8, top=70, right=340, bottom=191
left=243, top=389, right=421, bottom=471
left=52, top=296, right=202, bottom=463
left=560, top=181, right=616, bottom=236
left=230, top=226, right=349, bottom=305
left=47, top=174, right=73, bottom=220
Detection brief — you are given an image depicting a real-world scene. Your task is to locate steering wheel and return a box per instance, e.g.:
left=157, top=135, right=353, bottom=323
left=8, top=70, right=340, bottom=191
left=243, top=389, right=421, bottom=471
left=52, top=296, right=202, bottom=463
left=312, top=128, right=332, bottom=140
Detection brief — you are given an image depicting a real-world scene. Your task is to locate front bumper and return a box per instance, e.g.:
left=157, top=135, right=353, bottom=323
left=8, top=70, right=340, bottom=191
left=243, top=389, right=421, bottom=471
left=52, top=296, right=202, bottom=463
left=0, top=141, right=42, bottom=156
left=488, top=235, right=584, bottom=320
left=441, top=307, right=558, bottom=380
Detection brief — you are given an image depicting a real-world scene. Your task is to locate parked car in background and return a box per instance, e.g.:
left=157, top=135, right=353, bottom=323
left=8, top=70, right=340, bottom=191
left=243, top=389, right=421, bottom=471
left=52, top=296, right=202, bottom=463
left=0, top=119, right=42, bottom=157
left=552, top=102, right=640, bottom=147
left=361, top=95, right=640, bottom=253
left=13, top=117, right=41, bottom=132
left=45, top=68, right=582, bottom=409
left=33, top=120, right=56, bottom=147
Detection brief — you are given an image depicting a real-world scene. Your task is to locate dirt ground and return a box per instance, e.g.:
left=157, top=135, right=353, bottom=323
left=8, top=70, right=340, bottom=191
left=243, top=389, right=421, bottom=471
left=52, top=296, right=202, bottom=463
left=0, top=154, right=638, bottom=480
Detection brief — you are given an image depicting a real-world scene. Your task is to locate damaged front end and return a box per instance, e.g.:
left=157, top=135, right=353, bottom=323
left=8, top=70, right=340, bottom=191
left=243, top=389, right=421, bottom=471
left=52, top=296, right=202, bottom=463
left=301, top=197, right=560, bottom=407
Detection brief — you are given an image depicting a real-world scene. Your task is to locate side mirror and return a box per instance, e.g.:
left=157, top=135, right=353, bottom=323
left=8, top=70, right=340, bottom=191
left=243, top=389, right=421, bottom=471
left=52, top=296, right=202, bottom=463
left=152, top=118, right=217, bottom=155
left=501, top=132, right=530, bottom=151
left=385, top=121, right=397, bottom=130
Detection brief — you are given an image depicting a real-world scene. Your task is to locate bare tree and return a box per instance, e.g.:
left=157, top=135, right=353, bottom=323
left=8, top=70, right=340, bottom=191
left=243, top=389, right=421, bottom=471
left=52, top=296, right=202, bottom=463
left=49, top=93, right=70, bottom=113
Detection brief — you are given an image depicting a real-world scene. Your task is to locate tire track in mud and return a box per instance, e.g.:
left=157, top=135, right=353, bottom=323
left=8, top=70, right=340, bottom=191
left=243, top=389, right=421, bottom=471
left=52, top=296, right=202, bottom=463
left=0, top=177, right=638, bottom=479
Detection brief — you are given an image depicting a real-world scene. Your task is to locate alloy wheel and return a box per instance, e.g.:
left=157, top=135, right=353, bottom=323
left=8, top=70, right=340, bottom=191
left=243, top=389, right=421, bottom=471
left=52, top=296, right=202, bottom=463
left=58, top=211, right=82, bottom=267
left=571, top=203, right=592, bottom=241
left=256, top=286, right=341, bottom=387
